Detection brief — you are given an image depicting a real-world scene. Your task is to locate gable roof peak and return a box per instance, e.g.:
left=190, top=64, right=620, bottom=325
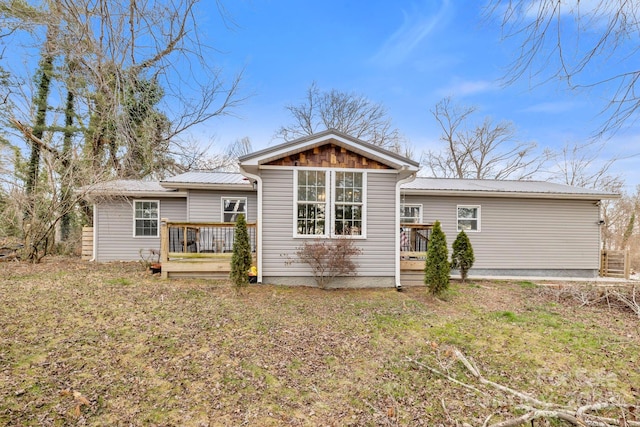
left=239, top=129, right=419, bottom=172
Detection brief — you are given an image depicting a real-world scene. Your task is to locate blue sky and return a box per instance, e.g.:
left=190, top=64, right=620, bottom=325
left=196, top=0, right=639, bottom=192
left=2, top=0, right=638, bottom=192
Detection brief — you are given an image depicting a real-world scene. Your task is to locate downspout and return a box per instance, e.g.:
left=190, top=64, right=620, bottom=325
left=239, top=168, right=263, bottom=284
left=395, top=172, right=417, bottom=291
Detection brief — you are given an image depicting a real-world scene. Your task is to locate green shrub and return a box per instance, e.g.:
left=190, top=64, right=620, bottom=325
left=424, top=220, right=450, bottom=295
left=451, top=230, right=474, bottom=282
left=230, top=214, right=252, bottom=293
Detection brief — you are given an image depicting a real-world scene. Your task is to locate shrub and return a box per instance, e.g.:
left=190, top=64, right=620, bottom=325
left=424, top=220, right=450, bottom=295
left=451, top=230, right=475, bottom=282
left=230, top=214, right=252, bottom=293
left=293, top=237, right=362, bottom=288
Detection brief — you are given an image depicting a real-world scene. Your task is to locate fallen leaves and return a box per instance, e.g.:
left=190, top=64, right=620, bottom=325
left=59, top=389, right=91, bottom=418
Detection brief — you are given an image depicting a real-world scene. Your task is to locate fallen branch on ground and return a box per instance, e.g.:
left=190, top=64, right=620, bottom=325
left=407, top=346, right=638, bottom=426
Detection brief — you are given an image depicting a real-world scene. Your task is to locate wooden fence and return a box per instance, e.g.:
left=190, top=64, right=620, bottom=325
left=81, top=226, right=93, bottom=260
left=600, top=250, right=630, bottom=279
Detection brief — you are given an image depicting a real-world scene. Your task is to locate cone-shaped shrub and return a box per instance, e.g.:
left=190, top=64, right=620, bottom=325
left=424, top=220, right=450, bottom=295
left=230, top=214, right=252, bottom=292
left=451, top=230, right=475, bottom=282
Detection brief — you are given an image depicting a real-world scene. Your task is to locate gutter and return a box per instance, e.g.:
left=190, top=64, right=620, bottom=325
left=400, top=189, right=620, bottom=200
left=395, top=172, right=418, bottom=291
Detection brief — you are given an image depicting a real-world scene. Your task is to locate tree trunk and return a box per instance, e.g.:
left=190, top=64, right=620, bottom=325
left=25, top=50, right=54, bottom=207
left=60, top=89, right=75, bottom=241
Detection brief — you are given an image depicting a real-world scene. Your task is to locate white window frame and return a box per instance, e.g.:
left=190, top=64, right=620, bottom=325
left=293, top=169, right=367, bottom=239
left=221, top=197, right=248, bottom=223
left=400, top=203, right=423, bottom=224
left=133, top=200, right=160, bottom=238
left=457, top=205, right=481, bottom=232
left=331, top=170, right=367, bottom=238
left=293, top=170, right=330, bottom=237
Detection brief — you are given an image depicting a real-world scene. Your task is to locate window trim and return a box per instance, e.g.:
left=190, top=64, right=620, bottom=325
left=457, top=205, right=481, bottom=232
left=293, top=170, right=330, bottom=238
left=221, top=196, right=248, bottom=223
left=133, top=199, right=160, bottom=238
left=330, top=170, right=367, bottom=239
left=292, top=169, right=367, bottom=239
left=400, top=203, right=423, bottom=224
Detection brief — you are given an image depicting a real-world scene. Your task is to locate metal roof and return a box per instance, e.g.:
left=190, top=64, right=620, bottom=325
left=161, top=171, right=250, bottom=185
left=86, top=180, right=178, bottom=193
left=85, top=174, right=618, bottom=200
left=402, top=177, right=618, bottom=199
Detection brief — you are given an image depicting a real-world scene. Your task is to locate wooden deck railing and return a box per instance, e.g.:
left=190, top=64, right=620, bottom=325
left=400, top=223, right=432, bottom=271
left=159, top=219, right=257, bottom=278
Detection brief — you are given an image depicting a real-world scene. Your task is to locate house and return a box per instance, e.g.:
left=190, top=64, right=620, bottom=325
left=85, top=129, right=618, bottom=287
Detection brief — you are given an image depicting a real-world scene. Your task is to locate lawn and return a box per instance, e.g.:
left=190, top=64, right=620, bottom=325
left=1, top=258, right=638, bottom=426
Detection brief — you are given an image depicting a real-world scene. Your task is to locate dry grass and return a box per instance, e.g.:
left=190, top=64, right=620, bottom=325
left=1, top=258, right=638, bottom=426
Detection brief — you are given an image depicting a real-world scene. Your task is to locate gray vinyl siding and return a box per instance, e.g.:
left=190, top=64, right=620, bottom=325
left=261, top=169, right=397, bottom=280
left=187, top=189, right=257, bottom=222
left=95, top=197, right=187, bottom=262
left=402, top=195, right=601, bottom=270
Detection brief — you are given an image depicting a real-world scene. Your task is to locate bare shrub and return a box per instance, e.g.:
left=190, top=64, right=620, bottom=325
left=289, top=238, right=362, bottom=288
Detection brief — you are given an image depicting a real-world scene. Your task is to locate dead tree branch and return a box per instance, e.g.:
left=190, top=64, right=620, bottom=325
left=408, top=346, right=639, bottom=426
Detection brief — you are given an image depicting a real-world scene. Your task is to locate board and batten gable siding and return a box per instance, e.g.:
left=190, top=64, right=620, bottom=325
left=187, top=189, right=257, bottom=222
left=260, top=168, right=397, bottom=284
left=95, top=197, right=187, bottom=262
left=403, top=195, right=601, bottom=270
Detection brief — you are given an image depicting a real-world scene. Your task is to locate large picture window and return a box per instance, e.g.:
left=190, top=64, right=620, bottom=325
left=134, top=200, right=159, bottom=237
left=222, top=197, right=247, bottom=222
left=457, top=205, right=480, bottom=232
left=296, top=170, right=327, bottom=235
left=334, top=171, right=363, bottom=236
left=294, top=170, right=366, bottom=238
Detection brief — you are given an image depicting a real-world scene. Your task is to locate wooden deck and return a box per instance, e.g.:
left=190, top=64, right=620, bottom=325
left=158, top=220, right=431, bottom=283
left=159, top=219, right=257, bottom=279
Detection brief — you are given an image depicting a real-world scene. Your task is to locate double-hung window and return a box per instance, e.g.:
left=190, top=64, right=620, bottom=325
left=295, top=170, right=366, bottom=238
left=457, top=205, right=480, bottom=232
left=400, top=204, right=422, bottom=224
left=296, top=170, right=327, bottom=235
left=334, top=171, right=364, bottom=236
left=222, top=197, right=247, bottom=222
left=134, top=200, right=159, bottom=237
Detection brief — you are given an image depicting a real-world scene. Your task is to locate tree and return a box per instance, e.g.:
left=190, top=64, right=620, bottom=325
left=230, top=214, right=252, bottom=293
left=276, top=82, right=411, bottom=156
left=551, top=140, right=624, bottom=192
left=486, top=0, right=640, bottom=135
left=424, top=220, right=450, bottom=296
left=451, top=230, right=475, bottom=282
left=0, top=0, right=244, bottom=260
left=423, top=97, right=547, bottom=180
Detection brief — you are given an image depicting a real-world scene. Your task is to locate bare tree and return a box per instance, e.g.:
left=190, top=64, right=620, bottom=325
left=486, top=0, right=640, bottom=135
left=551, top=140, right=624, bottom=191
left=0, top=0, right=245, bottom=260
left=423, top=97, right=546, bottom=180
left=275, top=82, right=411, bottom=156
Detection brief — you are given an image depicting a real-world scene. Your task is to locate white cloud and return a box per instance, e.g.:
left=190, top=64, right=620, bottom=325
left=371, top=0, right=451, bottom=67
left=436, top=78, right=495, bottom=97
left=522, top=0, right=616, bottom=25
left=520, top=101, right=575, bottom=114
